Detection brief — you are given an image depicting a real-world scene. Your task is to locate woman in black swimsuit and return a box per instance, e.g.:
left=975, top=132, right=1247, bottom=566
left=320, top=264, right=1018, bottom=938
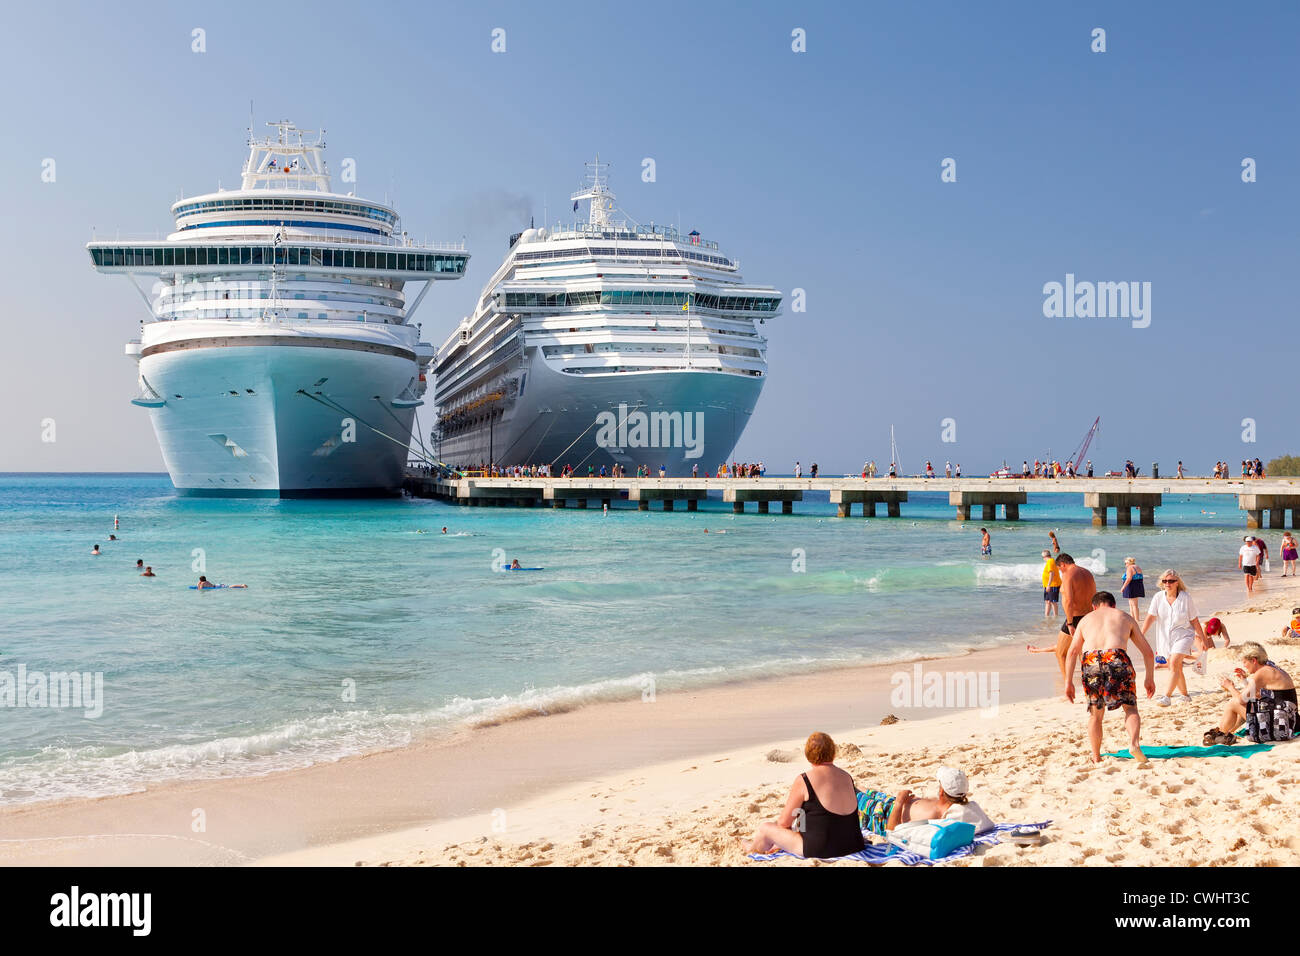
left=745, top=732, right=865, bottom=859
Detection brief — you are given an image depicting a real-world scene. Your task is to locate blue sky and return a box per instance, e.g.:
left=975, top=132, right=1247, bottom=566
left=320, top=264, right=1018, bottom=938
left=1, top=1, right=1296, bottom=473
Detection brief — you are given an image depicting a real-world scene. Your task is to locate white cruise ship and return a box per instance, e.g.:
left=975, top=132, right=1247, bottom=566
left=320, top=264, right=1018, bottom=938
left=89, top=121, right=468, bottom=496
left=433, top=160, right=781, bottom=474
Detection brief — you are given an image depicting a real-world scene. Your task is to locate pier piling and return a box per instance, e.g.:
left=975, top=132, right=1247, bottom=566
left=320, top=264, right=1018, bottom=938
left=1239, top=494, right=1300, bottom=530
left=1084, top=492, right=1162, bottom=527
left=949, top=490, right=1026, bottom=521
left=829, top=488, right=908, bottom=519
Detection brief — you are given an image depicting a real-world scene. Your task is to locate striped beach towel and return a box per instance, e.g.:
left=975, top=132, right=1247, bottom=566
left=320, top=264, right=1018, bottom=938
left=747, top=821, right=1052, bottom=865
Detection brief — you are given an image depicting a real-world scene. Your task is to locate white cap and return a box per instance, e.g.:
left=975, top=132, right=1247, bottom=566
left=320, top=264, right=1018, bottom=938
left=937, top=766, right=969, bottom=797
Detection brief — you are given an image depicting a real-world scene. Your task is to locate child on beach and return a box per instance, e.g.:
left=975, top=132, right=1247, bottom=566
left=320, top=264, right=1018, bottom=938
left=1041, top=550, right=1060, bottom=619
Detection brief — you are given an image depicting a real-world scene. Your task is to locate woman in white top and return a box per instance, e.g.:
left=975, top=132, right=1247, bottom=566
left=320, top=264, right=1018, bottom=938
left=1140, top=569, right=1207, bottom=706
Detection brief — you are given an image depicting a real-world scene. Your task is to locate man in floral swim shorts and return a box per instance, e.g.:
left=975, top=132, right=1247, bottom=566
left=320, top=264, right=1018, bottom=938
left=1064, top=591, right=1157, bottom=763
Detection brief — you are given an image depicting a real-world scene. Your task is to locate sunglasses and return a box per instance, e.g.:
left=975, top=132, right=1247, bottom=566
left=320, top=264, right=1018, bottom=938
left=1161, top=579, right=1178, bottom=584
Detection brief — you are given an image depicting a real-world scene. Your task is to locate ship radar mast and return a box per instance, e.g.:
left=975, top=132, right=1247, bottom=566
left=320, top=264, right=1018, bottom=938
left=570, top=156, right=620, bottom=229
left=241, top=120, right=330, bottom=191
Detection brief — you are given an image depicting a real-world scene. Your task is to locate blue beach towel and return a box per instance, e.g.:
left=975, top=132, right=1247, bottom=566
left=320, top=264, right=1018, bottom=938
left=1105, top=744, right=1273, bottom=760
left=747, top=821, right=1052, bottom=866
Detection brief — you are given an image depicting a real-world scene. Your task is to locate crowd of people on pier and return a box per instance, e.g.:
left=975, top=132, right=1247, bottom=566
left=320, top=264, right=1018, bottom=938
left=432, top=461, right=778, bottom=479
left=415, top=457, right=1280, bottom=482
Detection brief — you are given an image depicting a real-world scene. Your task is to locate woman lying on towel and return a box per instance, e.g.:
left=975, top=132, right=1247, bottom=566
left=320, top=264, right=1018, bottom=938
left=1208, top=641, right=1297, bottom=745
left=744, top=732, right=866, bottom=859
left=881, top=767, right=995, bottom=836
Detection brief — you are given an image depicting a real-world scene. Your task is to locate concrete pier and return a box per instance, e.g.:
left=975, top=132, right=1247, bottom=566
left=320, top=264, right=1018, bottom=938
left=1084, top=492, right=1162, bottom=527
left=723, top=484, right=803, bottom=515
left=948, top=490, right=1026, bottom=521
left=628, top=484, right=707, bottom=513
left=829, top=488, right=908, bottom=518
left=401, top=473, right=1300, bottom=528
left=1239, top=494, right=1300, bottom=530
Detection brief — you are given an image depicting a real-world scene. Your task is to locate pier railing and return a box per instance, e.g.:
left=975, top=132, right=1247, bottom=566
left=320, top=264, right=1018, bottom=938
left=400, top=474, right=1300, bottom=527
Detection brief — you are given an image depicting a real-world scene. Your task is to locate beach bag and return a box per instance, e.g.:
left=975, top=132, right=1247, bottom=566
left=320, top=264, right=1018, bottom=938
left=887, top=819, right=976, bottom=859
left=1246, top=697, right=1278, bottom=742
left=1247, top=696, right=1298, bottom=742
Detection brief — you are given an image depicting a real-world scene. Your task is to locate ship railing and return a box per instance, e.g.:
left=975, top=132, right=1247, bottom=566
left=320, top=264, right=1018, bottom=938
left=90, top=232, right=466, bottom=252
left=543, top=223, right=723, bottom=251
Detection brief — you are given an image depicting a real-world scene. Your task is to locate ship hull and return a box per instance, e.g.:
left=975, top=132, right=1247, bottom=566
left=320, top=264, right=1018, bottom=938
left=436, top=350, right=765, bottom=476
left=139, top=342, right=419, bottom=496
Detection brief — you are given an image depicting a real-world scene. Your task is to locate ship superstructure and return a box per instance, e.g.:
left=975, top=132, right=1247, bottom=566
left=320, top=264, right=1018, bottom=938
left=88, top=121, right=468, bottom=495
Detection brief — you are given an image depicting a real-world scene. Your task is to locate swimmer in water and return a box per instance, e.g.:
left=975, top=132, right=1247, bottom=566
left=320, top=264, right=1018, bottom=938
left=980, top=528, right=991, bottom=558
left=510, top=559, right=522, bottom=570
left=135, top=560, right=144, bottom=571
left=441, top=527, right=448, bottom=534
left=91, top=544, right=101, bottom=555
left=141, top=566, right=155, bottom=577
left=197, top=575, right=217, bottom=589
left=109, top=534, right=118, bottom=541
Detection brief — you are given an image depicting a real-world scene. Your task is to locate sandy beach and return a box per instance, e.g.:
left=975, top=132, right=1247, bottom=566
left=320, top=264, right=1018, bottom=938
left=4, top=577, right=1299, bottom=867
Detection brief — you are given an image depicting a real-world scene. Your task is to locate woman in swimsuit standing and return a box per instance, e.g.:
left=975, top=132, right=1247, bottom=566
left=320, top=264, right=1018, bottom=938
left=1120, top=556, right=1145, bottom=620
left=1281, top=532, right=1298, bottom=577
left=745, top=732, right=865, bottom=859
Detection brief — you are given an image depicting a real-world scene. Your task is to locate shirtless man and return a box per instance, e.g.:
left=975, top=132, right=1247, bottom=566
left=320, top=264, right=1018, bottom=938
left=1053, top=553, right=1096, bottom=681
left=979, top=528, right=991, bottom=559
left=885, top=766, right=995, bottom=834
left=1065, top=591, right=1156, bottom=762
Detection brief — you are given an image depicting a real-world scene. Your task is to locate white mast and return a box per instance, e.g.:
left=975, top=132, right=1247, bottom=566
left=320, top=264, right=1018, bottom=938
left=570, top=156, right=618, bottom=229
left=242, top=121, right=331, bottom=192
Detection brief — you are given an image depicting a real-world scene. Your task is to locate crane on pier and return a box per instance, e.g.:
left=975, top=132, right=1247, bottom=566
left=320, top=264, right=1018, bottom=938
left=1065, top=417, right=1100, bottom=473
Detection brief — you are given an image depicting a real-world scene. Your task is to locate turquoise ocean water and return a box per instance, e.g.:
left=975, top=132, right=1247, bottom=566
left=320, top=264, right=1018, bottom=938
left=0, top=473, right=1264, bottom=805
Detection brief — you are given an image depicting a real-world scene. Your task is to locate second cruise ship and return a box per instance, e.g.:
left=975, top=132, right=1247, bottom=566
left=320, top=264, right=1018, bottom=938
left=433, top=160, right=782, bottom=473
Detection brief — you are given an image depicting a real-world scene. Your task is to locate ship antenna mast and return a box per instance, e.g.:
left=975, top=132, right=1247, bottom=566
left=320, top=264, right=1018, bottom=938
left=571, top=155, right=615, bottom=230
